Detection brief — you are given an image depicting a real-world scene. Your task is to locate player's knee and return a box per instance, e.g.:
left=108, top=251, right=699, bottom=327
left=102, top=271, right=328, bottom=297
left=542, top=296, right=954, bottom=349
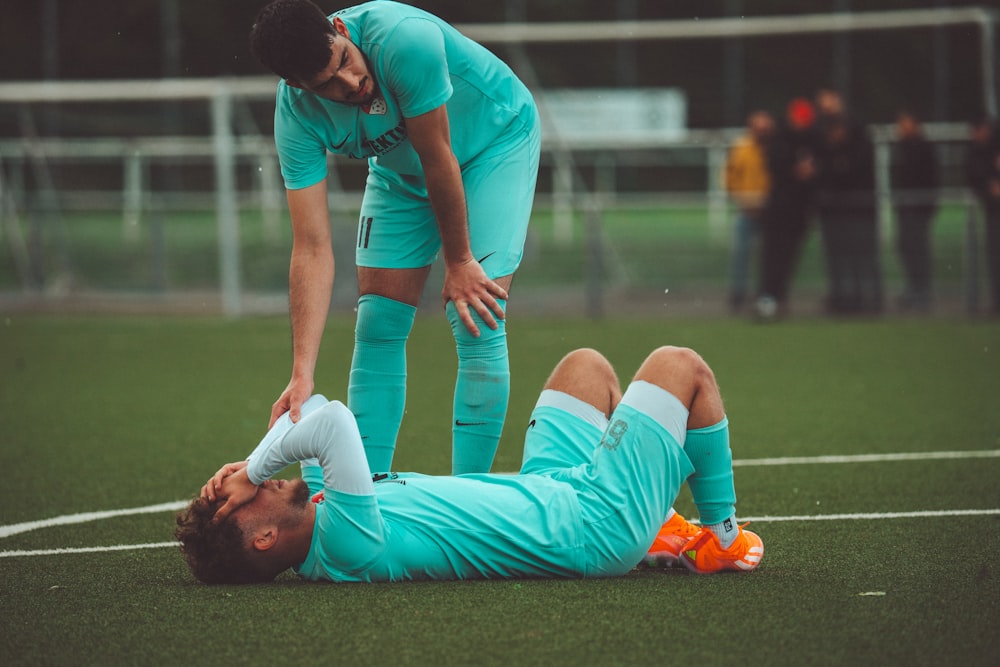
left=639, top=346, right=715, bottom=392
left=446, top=301, right=507, bottom=349
left=562, top=348, right=614, bottom=378
left=549, top=348, right=618, bottom=390
left=356, top=295, right=415, bottom=343
left=545, top=348, right=620, bottom=415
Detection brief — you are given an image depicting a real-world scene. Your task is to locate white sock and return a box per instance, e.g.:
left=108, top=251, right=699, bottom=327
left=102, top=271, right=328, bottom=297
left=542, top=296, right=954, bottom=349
left=664, top=507, right=677, bottom=522
left=706, top=515, right=739, bottom=549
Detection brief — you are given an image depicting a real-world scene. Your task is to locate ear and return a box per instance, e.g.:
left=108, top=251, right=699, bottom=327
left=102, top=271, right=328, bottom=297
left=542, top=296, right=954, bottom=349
left=332, top=17, right=350, bottom=39
left=252, top=527, right=278, bottom=552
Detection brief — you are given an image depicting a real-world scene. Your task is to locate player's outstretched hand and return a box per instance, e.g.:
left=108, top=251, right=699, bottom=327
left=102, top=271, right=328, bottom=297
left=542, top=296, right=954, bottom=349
left=269, top=375, right=315, bottom=429
left=442, top=258, right=507, bottom=337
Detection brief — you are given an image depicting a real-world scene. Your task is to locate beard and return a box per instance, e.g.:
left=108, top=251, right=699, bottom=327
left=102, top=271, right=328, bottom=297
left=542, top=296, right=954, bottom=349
left=289, top=478, right=312, bottom=509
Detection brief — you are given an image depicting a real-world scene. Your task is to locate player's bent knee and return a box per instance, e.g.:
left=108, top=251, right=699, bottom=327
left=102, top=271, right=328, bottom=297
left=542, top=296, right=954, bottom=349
left=559, top=348, right=614, bottom=379
left=543, top=348, right=620, bottom=412
left=634, top=346, right=714, bottom=400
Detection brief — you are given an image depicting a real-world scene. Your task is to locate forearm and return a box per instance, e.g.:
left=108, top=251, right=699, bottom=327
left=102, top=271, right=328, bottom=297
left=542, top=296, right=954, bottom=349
left=288, top=244, right=334, bottom=381
left=246, top=400, right=374, bottom=496
left=406, top=105, right=473, bottom=268
left=283, top=181, right=335, bottom=383
left=247, top=394, right=329, bottom=464
left=424, top=156, right=473, bottom=267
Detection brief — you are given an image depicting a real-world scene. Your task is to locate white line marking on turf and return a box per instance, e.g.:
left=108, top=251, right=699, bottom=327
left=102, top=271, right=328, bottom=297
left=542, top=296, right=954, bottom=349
left=740, top=508, right=1000, bottom=523
left=1, top=450, right=998, bottom=559
left=0, top=510, right=998, bottom=559
left=733, top=449, right=1000, bottom=467
left=0, top=542, right=179, bottom=558
left=0, top=501, right=188, bottom=539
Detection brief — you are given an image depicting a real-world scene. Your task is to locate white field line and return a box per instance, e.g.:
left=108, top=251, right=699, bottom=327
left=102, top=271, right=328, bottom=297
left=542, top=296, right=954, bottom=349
left=0, top=449, right=998, bottom=559
left=739, top=508, right=1000, bottom=523
left=0, top=542, right=178, bottom=558
left=732, top=449, right=1000, bottom=467
left=3, top=508, right=998, bottom=559
left=0, top=500, right=188, bottom=539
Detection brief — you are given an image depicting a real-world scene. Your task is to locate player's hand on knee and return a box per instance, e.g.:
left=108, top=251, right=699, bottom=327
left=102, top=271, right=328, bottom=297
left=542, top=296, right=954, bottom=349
left=443, top=259, right=507, bottom=336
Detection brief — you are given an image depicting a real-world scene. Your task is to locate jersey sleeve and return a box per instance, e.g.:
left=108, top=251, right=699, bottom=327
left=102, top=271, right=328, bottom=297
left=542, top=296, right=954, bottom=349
left=315, top=489, right=386, bottom=575
left=382, top=18, right=453, bottom=118
left=245, top=398, right=375, bottom=496
left=273, top=85, right=330, bottom=190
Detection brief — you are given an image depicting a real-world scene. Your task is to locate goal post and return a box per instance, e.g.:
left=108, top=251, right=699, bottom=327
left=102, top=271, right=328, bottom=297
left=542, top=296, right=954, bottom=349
left=0, top=77, right=278, bottom=316
left=456, top=7, right=999, bottom=118
left=0, top=7, right=995, bottom=316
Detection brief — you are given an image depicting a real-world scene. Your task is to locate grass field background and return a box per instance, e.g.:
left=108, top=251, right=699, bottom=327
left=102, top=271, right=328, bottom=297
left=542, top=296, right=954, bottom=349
left=1, top=314, right=998, bottom=665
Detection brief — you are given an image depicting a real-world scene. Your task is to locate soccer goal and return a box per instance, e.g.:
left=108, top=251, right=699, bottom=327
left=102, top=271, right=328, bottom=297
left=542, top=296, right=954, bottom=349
left=0, top=7, right=995, bottom=316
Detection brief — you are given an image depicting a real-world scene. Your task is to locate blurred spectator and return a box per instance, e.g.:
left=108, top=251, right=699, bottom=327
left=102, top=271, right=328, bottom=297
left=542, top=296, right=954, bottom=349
left=723, top=110, right=774, bottom=312
left=815, top=87, right=847, bottom=124
left=891, top=110, right=939, bottom=312
left=964, top=116, right=1000, bottom=315
left=814, top=89, right=883, bottom=315
left=755, top=98, right=821, bottom=320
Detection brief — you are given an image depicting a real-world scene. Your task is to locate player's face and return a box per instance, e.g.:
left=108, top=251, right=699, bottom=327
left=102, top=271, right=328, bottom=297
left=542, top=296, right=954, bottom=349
left=291, top=19, right=375, bottom=106
left=235, top=477, right=311, bottom=525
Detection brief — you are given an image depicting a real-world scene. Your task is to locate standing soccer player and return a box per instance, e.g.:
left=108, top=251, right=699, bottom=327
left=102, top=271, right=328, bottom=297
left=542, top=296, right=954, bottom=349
left=249, top=0, right=541, bottom=474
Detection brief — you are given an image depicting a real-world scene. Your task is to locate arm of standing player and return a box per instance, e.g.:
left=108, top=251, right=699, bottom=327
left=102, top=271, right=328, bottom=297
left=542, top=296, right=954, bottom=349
left=270, top=180, right=335, bottom=428
left=406, top=105, right=507, bottom=337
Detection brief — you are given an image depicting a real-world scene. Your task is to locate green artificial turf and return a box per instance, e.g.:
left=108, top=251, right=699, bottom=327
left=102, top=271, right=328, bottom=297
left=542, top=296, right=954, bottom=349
left=1, top=315, right=998, bottom=666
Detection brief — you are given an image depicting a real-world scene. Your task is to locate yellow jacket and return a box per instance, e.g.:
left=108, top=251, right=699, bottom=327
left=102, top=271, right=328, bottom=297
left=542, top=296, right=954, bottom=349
left=724, top=135, right=771, bottom=210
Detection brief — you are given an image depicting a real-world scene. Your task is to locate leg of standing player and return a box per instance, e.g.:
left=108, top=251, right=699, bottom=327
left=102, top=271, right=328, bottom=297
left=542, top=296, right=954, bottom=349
left=350, top=265, right=427, bottom=474
left=449, top=119, right=541, bottom=475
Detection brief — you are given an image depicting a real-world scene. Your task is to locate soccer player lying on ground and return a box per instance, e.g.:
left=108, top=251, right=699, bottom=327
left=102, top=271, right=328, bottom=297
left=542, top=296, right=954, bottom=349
left=176, top=346, right=764, bottom=583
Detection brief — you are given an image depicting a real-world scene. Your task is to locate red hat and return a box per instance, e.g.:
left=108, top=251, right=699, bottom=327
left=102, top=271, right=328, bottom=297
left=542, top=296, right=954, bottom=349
left=787, top=98, right=816, bottom=129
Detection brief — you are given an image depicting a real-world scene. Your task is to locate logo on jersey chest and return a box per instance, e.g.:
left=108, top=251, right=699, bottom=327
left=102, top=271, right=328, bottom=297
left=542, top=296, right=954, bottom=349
left=363, top=96, right=387, bottom=115
left=361, top=121, right=407, bottom=157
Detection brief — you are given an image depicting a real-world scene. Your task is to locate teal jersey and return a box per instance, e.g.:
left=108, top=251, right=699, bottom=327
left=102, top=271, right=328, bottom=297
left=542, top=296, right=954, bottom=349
left=297, top=471, right=587, bottom=582
left=249, top=398, right=587, bottom=582
left=274, top=0, right=537, bottom=189
left=248, top=385, right=691, bottom=583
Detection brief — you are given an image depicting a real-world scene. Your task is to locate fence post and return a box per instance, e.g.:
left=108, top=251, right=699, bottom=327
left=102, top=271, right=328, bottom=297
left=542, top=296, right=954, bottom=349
left=585, top=196, right=604, bottom=319
left=0, top=157, right=34, bottom=290
left=122, top=147, right=143, bottom=243
left=258, top=149, right=282, bottom=245
left=553, top=153, right=574, bottom=245
left=874, top=135, right=892, bottom=242
left=964, top=198, right=980, bottom=316
left=212, top=87, right=242, bottom=317
left=707, top=141, right=728, bottom=241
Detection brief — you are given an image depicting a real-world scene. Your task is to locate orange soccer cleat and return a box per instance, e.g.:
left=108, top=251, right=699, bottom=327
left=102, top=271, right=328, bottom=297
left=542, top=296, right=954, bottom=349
left=679, top=523, right=764, bottom=574
left=642, top=512, right=702, bottom=567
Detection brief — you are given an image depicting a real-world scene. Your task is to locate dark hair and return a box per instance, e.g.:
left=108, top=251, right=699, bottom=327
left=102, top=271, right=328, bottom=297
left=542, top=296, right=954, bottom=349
left=249, top=0, right=336, bottom=81
left=175, top=497, right=274, bottom=585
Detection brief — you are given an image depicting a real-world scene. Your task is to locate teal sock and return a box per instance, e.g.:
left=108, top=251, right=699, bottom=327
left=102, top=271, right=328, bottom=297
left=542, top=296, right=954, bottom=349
left=683, top=417, right=737, bottom=529
left=347, top=294, right=415, bottom=474
left=447, top=299, right=509, bottom=475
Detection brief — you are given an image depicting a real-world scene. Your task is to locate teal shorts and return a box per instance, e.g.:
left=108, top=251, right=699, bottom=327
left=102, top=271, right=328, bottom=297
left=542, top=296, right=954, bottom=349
left=520, top=383, right=695, bottom=577
left=356, top=117, right=541, bottom=279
